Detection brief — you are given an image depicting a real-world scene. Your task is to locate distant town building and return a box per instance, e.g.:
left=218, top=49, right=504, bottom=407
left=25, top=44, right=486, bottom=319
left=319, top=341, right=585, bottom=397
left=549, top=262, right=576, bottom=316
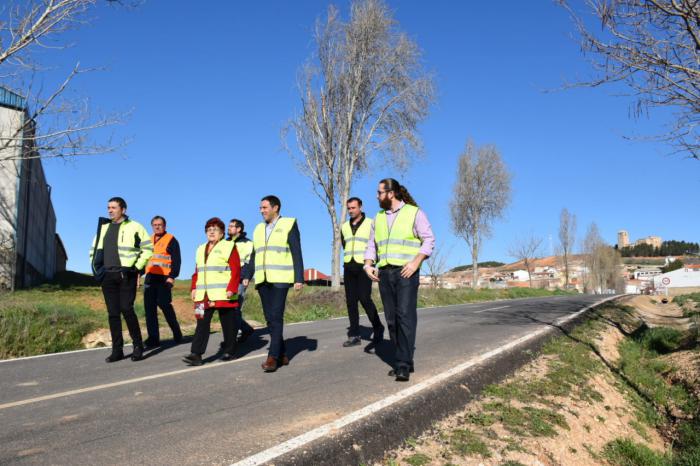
left=653, top=267, right=700, bottom=296
left=618, top=229, right=662, bottom=249
left=0, top=87, right=65, bottom=290
left=634, top=235, right=663, bottom=249
left=617, top=230, right=629, bottom=248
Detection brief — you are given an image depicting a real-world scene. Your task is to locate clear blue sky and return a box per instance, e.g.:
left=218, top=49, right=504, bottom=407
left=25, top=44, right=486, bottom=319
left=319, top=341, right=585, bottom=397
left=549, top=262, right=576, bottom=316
left=35, top=1, right=699, bottom=277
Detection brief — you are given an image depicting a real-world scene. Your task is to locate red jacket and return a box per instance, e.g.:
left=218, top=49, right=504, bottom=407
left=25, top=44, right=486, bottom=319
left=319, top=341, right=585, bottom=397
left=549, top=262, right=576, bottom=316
left=191, top=244, right=241, bottom=309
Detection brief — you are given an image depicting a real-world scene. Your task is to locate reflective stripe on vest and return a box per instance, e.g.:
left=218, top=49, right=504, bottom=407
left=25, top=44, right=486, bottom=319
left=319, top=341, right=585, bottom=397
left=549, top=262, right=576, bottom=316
left=194, top=240, right=237, bottom=302
left=90, top=219, right=153, bottom=270
left=252, top=217, right=296, bottom=284
left=341, top=218, right=372, bottom=264
left=374, top=204, right=421, bottom=268
left=145, top=233, right=173, bottom=276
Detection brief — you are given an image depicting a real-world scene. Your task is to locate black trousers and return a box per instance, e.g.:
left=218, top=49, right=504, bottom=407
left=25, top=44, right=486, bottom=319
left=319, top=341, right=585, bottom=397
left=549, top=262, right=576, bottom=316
left=191, top=307, right=239, bottom=355
left=378, top=267, right=419, bottom=370
left=101, top=271, right=143, bottom=351
left=143, top=278, right=182, bottom=343
left=344, top=266, right=384, bottom=337
left=258, top=284, right=289, bottom=358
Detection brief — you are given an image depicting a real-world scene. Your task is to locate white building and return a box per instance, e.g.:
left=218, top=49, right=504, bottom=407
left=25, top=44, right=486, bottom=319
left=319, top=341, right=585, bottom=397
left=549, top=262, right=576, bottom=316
left=653, top=267, right=700, bottom=296
left=0, top=87, right=65, bottom=290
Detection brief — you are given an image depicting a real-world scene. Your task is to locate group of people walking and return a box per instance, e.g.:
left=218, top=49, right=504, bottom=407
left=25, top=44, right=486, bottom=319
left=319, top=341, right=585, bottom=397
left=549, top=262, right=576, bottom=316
left=89, top=178, right=433, bottom=381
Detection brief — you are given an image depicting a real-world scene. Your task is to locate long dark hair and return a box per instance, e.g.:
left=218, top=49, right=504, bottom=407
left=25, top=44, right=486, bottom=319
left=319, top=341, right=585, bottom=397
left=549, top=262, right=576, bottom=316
left=379, top=178, right=418, bottom=207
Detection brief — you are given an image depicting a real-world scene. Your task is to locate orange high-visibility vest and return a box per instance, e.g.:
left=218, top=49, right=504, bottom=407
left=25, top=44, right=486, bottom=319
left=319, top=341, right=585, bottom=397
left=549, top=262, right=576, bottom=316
left=145, top=233, right=174, bottom=276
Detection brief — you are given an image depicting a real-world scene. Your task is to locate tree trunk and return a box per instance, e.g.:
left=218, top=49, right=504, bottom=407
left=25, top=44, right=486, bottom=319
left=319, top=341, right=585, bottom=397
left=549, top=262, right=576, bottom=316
left=330, top=211, right=342, bottom=290
left=471, top=242, right=479, bottom=288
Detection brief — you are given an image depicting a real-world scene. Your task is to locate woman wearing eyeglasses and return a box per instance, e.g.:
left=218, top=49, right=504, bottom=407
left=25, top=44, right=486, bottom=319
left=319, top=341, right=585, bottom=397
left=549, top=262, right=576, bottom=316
left=183, top=217, right=241, bottom=366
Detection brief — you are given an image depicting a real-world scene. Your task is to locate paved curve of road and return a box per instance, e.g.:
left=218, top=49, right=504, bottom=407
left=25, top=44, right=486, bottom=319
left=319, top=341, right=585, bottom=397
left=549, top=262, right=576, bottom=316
left=0, top=294, right=607, bottom=465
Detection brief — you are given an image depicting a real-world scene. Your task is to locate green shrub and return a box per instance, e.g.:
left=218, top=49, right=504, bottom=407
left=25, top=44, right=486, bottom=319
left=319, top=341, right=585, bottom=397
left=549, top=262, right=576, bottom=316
left=640, top=327, right=683, bottom=354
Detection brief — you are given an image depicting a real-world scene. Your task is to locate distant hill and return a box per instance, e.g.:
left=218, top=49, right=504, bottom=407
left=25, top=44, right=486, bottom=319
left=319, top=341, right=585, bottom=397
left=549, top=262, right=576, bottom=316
left=449, top=261, right=505, bottom=272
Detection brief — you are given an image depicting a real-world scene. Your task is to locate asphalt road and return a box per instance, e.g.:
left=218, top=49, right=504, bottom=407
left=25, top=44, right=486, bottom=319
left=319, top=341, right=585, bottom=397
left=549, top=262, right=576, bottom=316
left=0, top=294, right=608, bottom=465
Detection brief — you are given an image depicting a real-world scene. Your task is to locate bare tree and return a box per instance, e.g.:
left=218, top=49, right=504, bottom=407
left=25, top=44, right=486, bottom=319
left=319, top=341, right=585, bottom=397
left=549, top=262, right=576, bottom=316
left=0, top=1, right=127, bottom=162
left=558, top=208, right=577, bottom=287
left=582, top=222, right=622, bottom=294
left=559, top=0, right=700, bottom=159
left=450, top=140, right=511, bottom=288
left=0, top=1, right=129, bottom=290
left=284, top=0, right=434, bottom=288
left=424, top=242, right=450, bottom=288
left=508, top=234, right=543, bottom=288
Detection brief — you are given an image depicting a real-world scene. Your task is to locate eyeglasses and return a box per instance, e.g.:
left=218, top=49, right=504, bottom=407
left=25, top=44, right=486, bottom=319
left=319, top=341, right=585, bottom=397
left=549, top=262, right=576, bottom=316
left=206, top=227, right=221, bottom=232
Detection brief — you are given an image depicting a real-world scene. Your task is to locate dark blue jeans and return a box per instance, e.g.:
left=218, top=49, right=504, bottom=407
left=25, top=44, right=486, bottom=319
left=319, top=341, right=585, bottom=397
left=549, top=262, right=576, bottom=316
left=143, top=278, right=182, bottom=343
left=237, top=283, right=255, bottom=335
left=258, top=284, right=289, bottom=358
left=378, top=267, right=419, bottom=370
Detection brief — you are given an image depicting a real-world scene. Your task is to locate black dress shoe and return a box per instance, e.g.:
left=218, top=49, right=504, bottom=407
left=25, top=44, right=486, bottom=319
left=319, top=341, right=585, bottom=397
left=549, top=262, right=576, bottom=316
left=342, top=336, right=362, bottom=347
left=387, top=366, right=415, bottom=376
left=182, top=353, right=203, bottom=366
left=395, top=367, right=410, bottom=382
left=105, top=352, right=124, bottom=363
left=131, top=345, right=144, bottom=361
left=143, top=340, right=159, bottom=349
left=220, top=353, right=237, bottom=361
left=237, top=328, right=254, bottom=343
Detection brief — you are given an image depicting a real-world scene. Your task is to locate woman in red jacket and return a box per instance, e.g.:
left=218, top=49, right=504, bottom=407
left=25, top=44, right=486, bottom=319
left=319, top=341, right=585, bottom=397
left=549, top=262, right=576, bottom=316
left=183, top=217, right=241, bottom=366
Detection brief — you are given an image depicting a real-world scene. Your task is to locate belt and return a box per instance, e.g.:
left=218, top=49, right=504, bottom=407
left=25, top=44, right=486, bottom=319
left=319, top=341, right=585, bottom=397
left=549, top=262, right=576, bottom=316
left=379, top=265, right=402, bottom=270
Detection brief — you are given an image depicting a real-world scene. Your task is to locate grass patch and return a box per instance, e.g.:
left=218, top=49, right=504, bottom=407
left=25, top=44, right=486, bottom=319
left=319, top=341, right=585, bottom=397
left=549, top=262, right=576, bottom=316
left=449, top=429, right=491, bottom=458
left=0, top=303, right=102, bottom=358
left=618, top=334, right=696, bottom=418
left=480, top=402, right=568, bottom=437
left=404, top=453, right=431, bottom=466
left=482, top=318, right=605, bottom=405
left=603, top=438, right=669, bottom=466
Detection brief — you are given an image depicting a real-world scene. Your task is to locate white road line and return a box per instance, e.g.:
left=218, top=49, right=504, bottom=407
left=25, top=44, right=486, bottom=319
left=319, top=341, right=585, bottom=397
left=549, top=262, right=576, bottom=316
left=474, top=305, right=510, bottom=314
left=0, top=352, right=267, bottom=411
left=230, top=295, right=619, bottom=466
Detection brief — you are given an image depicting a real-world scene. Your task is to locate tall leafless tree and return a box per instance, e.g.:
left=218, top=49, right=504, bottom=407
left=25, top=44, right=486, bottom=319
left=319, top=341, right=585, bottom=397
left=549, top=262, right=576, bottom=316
left=284, top=0, right=434, bottom=288
left=582, top=222, right=622, bottom=294
left=558, top=208, right=577, bottom=287
left=508, top=234, right=543, bottom=288
left=0, top=0, right=127, bottom=162
left=450, top=140, right=511, bottom=288
left=559, top=0, right=700, bottom=159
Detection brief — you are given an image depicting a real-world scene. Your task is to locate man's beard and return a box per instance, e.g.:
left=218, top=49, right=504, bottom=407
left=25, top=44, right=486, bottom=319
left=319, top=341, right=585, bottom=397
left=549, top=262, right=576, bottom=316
left=379, top=197, right=392, bottom=210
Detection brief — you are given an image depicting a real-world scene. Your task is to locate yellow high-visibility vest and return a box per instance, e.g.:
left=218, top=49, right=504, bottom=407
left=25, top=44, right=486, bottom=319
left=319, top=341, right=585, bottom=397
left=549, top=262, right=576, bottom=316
left=342, top=218, right=372, bottom=264
left=90, top=219, right=153, bottom=270
left=193, top=240, right=237, bottom=302
left=233, top=239, right=254, bottom=267
left=374, top=204, right=421, bottom=268
left=252, top=217, right=296, bottom=284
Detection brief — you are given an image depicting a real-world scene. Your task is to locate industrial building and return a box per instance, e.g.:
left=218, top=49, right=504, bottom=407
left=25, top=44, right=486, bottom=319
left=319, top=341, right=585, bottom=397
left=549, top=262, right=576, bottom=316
left=0, top=87, right=66, bottom=290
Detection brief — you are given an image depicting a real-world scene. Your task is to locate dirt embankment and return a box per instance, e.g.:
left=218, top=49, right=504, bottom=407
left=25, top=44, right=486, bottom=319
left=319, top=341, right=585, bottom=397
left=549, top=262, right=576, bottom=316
left=378, top=296, right=700, bottom=466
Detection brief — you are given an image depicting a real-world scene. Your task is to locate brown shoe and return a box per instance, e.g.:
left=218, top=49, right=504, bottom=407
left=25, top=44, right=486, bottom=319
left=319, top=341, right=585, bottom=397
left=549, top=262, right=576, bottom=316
left=261, top=356, right=278, bottom=372
left=278, top=355, right=289, bottom=366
